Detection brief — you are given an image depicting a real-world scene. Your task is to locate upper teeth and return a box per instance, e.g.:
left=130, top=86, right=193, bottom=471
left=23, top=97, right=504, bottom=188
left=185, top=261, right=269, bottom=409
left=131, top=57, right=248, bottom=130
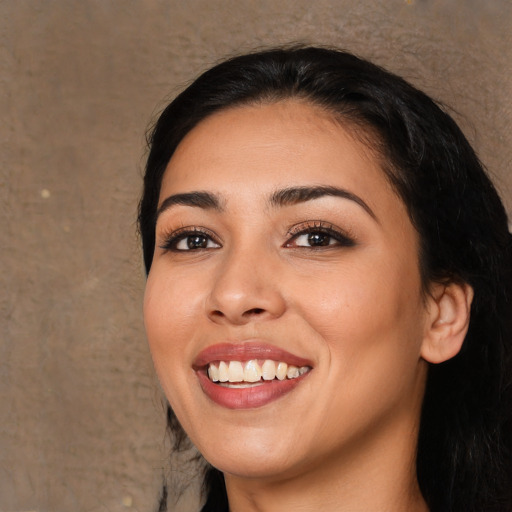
left=207, top=360, right=310, bottom=383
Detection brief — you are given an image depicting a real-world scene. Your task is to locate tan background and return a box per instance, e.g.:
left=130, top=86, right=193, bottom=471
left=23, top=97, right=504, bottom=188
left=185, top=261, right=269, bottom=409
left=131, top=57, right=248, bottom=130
left=1, top=1, right=511, bottom=511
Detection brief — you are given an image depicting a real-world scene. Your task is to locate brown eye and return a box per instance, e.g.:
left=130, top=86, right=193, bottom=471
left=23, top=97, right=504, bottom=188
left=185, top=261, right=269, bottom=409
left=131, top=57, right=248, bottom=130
left=185, top=234, right=209, bottom=249
left=160, top=228, right=221, bottom=252
left=285, top=223, right=356, bottom=250
left=292, top=231, right=337, bottom=247
left=306, top=232, right=332, bottom=246
left=174, top=233, right=220, bottom=251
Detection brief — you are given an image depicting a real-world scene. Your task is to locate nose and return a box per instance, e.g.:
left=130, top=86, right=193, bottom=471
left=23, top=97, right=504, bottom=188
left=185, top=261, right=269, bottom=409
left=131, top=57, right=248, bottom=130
left=205, top=245, right=286, bottom=325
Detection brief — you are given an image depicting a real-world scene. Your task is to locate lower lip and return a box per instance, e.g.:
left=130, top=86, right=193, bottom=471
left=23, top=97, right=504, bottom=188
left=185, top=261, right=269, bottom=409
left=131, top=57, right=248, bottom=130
left=197, top=371, right=309, bottom=409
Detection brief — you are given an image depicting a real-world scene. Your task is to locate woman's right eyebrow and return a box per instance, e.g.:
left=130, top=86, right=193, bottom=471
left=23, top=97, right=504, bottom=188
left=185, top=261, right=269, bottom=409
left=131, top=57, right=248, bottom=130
left=156, top=191, right=223, bottom=218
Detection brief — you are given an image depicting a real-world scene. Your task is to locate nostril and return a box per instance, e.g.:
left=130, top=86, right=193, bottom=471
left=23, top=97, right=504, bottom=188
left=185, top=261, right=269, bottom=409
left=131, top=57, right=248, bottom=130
left=244, top=308, right=265, bottom=316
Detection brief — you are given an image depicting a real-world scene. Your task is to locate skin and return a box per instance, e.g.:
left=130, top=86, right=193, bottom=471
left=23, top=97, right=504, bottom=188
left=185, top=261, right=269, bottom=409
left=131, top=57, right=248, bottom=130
left=144, top=100, right=435, bottom=511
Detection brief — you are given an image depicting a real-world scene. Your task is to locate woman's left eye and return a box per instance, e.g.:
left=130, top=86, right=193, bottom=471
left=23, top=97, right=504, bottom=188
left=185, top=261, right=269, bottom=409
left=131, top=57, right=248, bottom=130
left=285, top=224, right=355, bottom=249
left=293, top=232, right=337, bottom=247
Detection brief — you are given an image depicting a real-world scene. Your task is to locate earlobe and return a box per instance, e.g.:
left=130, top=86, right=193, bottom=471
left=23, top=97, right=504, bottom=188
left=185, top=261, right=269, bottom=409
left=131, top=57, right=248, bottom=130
left=421, top=281, right=474, bottom=364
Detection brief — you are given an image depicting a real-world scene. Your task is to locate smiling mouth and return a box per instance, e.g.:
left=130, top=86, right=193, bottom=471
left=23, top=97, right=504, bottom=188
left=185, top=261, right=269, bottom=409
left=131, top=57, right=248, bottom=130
left=194, top=342, right=313, bottom=408
left=207, top=359, right=311, bottom=386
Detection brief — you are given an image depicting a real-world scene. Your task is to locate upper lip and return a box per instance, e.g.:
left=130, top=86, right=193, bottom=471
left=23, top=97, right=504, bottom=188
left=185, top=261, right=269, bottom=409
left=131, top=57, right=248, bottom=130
left=193, top=341, right=313, bottom=369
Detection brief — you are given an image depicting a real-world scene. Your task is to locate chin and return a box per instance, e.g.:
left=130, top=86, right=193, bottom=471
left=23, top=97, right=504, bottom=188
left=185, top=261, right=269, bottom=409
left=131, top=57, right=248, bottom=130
left=194, top=428, right=304, bottom=480
left=207, top=451, right=298, bottom=480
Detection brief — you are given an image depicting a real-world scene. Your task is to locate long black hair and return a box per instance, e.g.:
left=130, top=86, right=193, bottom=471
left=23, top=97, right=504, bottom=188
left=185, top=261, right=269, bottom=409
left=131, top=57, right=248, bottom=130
left=139, top=46, right=512, bottom=512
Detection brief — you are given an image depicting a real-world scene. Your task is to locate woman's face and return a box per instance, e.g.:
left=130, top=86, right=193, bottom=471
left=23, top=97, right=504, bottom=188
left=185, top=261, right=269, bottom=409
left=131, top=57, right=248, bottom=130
left=144, top=100, right=430, bottom=481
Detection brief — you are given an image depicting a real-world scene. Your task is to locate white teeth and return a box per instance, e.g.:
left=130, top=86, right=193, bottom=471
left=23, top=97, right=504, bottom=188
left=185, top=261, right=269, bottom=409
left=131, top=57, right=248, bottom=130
left=207, top=360, right=311, bottom=383
left=262, top=359, right=276, bottom=380
left=287, top=365, right=299, bottom=379
left=243, top=360, right=262, bottom=382
left=276, top=362, right=288, bottom=380
left=218, top=382, right=264, bottom=388
left=208, top=363, right=219, bottom=382
left=218, top=361, right=229, bottom=382
left=228, top=361, right=244, bottom=382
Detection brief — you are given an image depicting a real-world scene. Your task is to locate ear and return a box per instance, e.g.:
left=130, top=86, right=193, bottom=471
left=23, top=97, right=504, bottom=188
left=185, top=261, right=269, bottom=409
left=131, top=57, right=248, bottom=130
left=421, top=281, right=474, bottom=364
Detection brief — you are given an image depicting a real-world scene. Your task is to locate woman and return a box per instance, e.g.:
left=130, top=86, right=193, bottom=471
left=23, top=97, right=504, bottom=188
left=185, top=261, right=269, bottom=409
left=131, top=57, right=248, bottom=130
left=139, top=47, right=512, bottom=511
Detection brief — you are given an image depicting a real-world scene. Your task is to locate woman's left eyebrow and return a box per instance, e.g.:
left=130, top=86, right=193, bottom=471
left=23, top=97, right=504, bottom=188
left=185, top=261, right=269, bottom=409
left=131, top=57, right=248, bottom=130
left=269, top=185, right=378, bottom=222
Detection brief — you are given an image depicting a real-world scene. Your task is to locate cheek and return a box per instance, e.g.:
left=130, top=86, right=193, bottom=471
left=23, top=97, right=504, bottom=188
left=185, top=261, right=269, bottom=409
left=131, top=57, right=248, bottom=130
left=291, top=253, right=424, bottom=368
left=143, top=270, right=206, bottom=422
left=143, top=267, right=202, bottom=374
left=291, top=264, right=405, bottom=333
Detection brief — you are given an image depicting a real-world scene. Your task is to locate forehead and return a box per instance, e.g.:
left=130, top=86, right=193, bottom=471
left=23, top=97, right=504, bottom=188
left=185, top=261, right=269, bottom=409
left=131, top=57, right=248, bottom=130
left=160, top=100, right=397, bottom=213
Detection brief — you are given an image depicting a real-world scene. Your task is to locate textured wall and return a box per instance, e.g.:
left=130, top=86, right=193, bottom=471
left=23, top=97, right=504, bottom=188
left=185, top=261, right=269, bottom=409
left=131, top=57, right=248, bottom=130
left=1, top=1, right=510, bottom=511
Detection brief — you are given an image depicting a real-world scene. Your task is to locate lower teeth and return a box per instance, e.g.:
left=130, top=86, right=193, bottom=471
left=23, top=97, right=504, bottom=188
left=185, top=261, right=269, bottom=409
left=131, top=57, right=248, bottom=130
left=217, top=382, right=265, bottom=388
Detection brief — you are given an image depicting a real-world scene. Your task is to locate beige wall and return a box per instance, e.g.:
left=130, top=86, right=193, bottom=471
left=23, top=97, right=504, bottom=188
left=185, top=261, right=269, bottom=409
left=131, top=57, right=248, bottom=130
left=1, top=1, right=510, bottom=511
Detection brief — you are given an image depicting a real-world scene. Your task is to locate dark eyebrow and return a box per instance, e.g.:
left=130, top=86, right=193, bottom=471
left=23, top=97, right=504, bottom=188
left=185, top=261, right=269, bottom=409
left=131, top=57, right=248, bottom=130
left=269, top=185, right=378, bottom=221
left=156, top=191, right=223, bottom=219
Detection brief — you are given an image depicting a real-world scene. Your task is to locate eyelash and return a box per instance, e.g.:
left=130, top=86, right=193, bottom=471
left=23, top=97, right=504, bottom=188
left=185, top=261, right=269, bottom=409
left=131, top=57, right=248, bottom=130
left=159, top=221, right=355, bottom=253
left=159, top=226, right=221, bottom=252
left=285, top=221, right=355, bottom=249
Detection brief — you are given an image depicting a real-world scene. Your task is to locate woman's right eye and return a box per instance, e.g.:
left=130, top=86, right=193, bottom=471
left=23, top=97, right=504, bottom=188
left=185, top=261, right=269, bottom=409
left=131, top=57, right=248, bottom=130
left=160, top=230, right=221, bottom=252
